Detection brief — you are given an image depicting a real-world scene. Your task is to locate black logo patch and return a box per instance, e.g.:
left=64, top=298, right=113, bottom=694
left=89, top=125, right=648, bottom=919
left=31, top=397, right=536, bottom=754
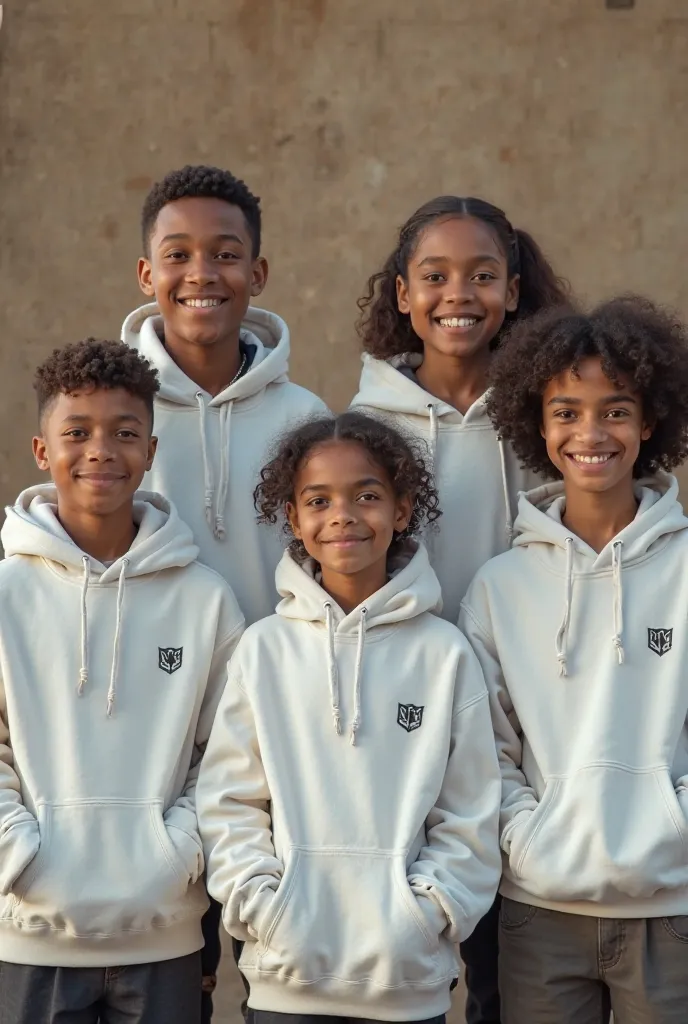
left=159, top=647, right=183, bottom=674
left=397, top=703, right=424, bottom=733
left=648, top=629, right=673, bottom=657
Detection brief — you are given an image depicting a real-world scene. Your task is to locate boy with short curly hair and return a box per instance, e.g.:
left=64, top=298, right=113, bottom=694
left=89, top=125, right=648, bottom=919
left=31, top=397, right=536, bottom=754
left=0, top=339, right=244, bottom=1024
left=459, top=297, right=688, bottom=1024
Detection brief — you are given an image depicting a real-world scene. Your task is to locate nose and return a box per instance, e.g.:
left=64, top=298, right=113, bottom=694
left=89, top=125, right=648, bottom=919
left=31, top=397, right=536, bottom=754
left=576, top=415, right=608, bottom=445
left=184, top=254, right=219, bottom=286
left=85, top=438, right=116, bottom=462
left=328, top=498, right=356, bottom=526
left=443, top=274, right=475, bottom=305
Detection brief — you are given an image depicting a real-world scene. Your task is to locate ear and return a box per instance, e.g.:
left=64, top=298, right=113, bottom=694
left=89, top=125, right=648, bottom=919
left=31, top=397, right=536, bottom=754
left=251, top=256, right=269, bottom=298
left=32, top=435, right=50, bottom=473
left=286, top=501, right=302, bottom=539
left=506, top=274, right=520, bottom=313
left=147, top=435, right=158, bottom=472
left=137, top=257, right=156, bottom=298
left=396, top=274, right=411, bottom=315
left=641, top=421, right=653, bottom=442
left=394, top=493, right=414, bottom=534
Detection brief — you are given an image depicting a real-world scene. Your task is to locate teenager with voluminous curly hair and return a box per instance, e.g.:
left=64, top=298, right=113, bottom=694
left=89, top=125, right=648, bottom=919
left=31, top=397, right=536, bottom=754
left=123, top=165, right=327, bottom=1019
left=351, top=196, right=570, bottom=1024
left=460, top=296, right=688, bottom=1022
left=197, top=411, right=502, bottom=1024
left=0, top=338, right=244, bottom=1023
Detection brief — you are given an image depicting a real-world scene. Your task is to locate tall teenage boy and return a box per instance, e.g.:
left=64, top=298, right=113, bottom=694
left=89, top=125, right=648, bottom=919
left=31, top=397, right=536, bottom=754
left=122, top=164, right=326, bottom=1018
left=459, top=298, right=688, bottom=1024
left=122, top=164, right=327, bottom=627
left=0, top=340, right=244, bottom=1024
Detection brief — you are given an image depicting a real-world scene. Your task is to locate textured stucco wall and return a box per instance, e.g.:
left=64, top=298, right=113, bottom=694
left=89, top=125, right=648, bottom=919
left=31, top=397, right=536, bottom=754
left=1, top=0, right=687, bottom=502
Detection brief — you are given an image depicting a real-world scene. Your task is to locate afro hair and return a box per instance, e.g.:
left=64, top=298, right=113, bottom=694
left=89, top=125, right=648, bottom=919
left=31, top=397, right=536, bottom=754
left=34, top=338, right=159, bottom=427
left=487, top=296, right=688, bottom=479
left=141, top=164, right=261, bottom=258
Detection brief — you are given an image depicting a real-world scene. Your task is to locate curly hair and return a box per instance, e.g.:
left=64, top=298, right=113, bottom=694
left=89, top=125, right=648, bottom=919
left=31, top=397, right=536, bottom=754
left=487, top=296, right=688, bottom=479
left=141, top=164, right=261, bottom=258
left=34, top=339, right=160, bottom=427
left=254, top=411, right=442, bottom=562
left=357, top=195, right=569, bottom=360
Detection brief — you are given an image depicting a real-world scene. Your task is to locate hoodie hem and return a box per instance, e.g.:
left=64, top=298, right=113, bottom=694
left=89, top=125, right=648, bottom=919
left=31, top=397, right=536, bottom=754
left=500, top=879, right=688, bottom=919
left=244, top=970, right=453, bottom=1021
left=0, top=917, right=203, bottom=967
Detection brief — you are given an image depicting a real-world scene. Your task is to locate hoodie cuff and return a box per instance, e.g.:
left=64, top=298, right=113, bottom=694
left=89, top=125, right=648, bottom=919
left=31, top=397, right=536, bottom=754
left=0, top=819, right=40, bottom=897
left=500, top=807, right=536, bottom=855
left=677, top=786, right=688, bottom=827
left=165, top=824, right=205, bottom=885
left=414, top=891, right=449, bottom=942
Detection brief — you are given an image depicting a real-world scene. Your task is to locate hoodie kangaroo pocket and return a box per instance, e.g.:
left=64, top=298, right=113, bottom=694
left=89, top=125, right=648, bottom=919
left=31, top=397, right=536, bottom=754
left=512, top=768, right=688, bottom=902
left=257, top=848, right=444, bottom=988
left=13, top=801, right=192, bottom=937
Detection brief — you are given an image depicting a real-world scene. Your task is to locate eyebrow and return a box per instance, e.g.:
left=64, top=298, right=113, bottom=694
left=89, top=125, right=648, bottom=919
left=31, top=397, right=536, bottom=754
left=546, top=394, right=638, bottom=406
left=299, top=476, right=384, bottom=496
left=61, top=413, right=145, bottom=424
left=158, top=232, right=245, bottom=246
left=417, top=253, right=501, bottom=268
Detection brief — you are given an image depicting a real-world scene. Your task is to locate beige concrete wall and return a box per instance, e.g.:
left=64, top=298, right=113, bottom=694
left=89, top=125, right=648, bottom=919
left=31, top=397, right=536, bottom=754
left=1, top=0, right=687, bottom=503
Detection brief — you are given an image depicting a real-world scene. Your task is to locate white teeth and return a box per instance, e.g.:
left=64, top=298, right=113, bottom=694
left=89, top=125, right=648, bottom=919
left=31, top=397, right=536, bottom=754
left=182, top=298, right=222, bottom=308
left=572, top=454, right=613, bottom=464
left=439, top=316, right=478, bottom=328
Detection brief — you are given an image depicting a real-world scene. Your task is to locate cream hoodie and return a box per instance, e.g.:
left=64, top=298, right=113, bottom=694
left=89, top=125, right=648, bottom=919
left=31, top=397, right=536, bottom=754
left=350, top=353, right=541, bottom=623
left=122, top=303, right=328, bottom=625
left=197, top=542, right=501, bottom=1021
left=459, top=472, right=688, bottom=918
left=0, top=486, right=244, bottom=966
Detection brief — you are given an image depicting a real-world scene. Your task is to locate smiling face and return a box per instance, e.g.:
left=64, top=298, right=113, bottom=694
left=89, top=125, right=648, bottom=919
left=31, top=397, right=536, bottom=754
left=33, top=387, right=156, bottom=519
left=286, top=440, right=412, bottom=596
left=541, top=357, right=652, bottom=497
left=396, top=216, right=519, bottom=359
left=137, top=196, right=268, bottom=352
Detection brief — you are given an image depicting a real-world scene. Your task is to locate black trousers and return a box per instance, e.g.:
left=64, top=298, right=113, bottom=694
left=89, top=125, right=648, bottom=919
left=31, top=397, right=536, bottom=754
left=458, top=895, right=501, bottom=1024
left=200, top=897, right=249, bottom=1023
left=0, top=951, right=201, bottom=1024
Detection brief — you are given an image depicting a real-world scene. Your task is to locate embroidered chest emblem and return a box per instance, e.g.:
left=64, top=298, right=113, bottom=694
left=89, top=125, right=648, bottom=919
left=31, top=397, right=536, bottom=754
left=159, top=647, right=183, bottom=674
left=648, top=629, right=673, bottom=657
left=397, top=703, right=424, bottom=733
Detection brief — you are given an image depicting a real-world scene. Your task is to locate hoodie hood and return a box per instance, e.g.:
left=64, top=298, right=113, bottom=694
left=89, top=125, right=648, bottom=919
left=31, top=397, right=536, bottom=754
left=350, top=353, right=539, bottom=620
left=2, top=485, right=199, bottom=714
left=511, top=471, right=688, bottom=675
left=274, top=541, right=441, bottom=743
left=122, top=302, right=290, bottom=407
left=122, top=302, right=291, bottom=544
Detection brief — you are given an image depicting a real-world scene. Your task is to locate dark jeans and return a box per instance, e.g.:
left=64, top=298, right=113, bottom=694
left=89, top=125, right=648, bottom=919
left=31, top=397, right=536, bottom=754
left=200, top=897, right=249, bottom=1024
left=499, top=898, right=685, bottom=1024
left=251, top=1015, right=446, bottom=1024
left=0, top=951, right=201, bottom=1024
left=459, top=895, right=501, bottom=1024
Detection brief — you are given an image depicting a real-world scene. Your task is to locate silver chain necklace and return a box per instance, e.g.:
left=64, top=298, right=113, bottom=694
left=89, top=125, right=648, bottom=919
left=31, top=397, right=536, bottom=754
left=228, top=352, right=247, bottom=387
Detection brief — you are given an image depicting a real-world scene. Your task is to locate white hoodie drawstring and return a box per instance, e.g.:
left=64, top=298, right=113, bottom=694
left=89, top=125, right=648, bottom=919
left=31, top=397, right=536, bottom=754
left=497, top=437, right=515, bottom=544
left=324, top=603, right=342, bottom=735
left=106, top=559, right=129, bottom=718
left=323, top=603, right=368, bottom=743
left=555, top=537, right=574, bottom=677
left=426, top=404, right=439, bottom=465
left=611, top=540, right=625, bottom=665
left=196, top=393, right=214, bottom=529
left=196, top=392, right=233, bottom=541
left=78, top=556, right=91, bottom=695
left=350, top=608, right=368, bottom=746
left=214, top=401, right=233, bottom=541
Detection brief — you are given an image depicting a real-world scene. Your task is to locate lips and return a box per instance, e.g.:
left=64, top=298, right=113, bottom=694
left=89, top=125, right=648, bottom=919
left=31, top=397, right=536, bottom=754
left=322, top=536, right=370, bottom=546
